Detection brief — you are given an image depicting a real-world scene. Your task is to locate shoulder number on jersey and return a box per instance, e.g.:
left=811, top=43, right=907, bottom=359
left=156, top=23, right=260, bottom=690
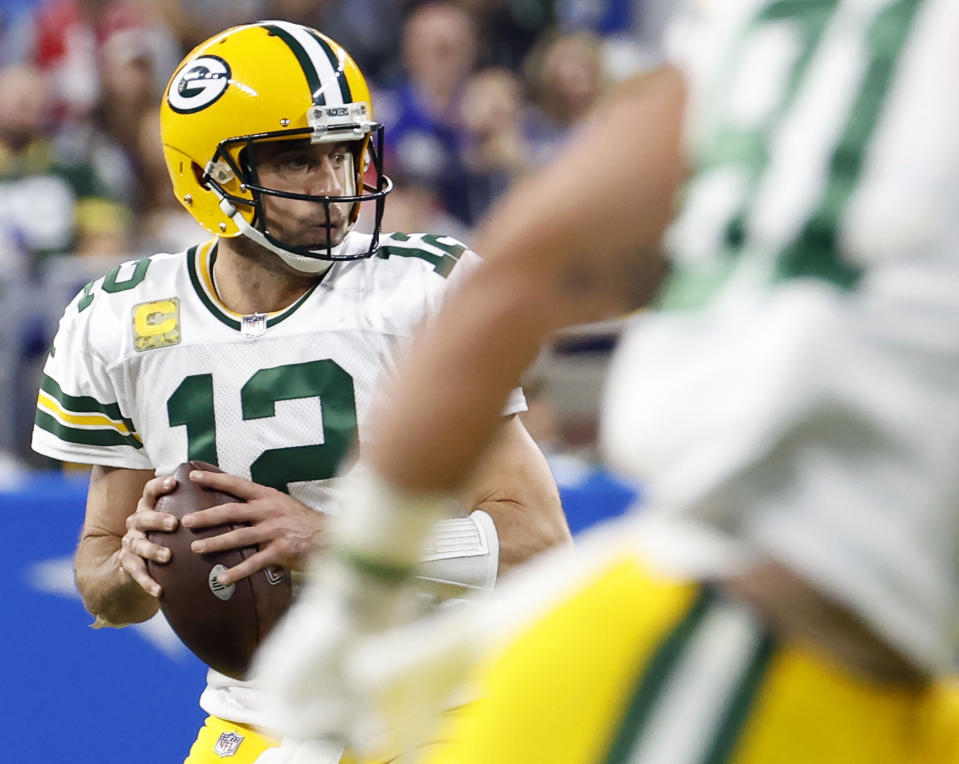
left=376, top=233, right=466, bottom=278
left=78, top=257, right=152, bottom=312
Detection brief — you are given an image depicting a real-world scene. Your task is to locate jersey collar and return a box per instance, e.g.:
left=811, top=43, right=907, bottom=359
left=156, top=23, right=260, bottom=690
left=186, top=239, right=320, bottom=332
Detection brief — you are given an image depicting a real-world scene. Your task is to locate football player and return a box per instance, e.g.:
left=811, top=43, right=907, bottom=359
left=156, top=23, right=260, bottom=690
left=254, top=1, right=959, bottom=761
left=31, top=21, right=569, bottom=764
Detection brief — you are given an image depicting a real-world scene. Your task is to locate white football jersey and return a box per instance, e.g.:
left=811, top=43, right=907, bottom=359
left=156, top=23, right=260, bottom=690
left=603, top=0, right=959, bottom=673
left=32, top=231, right=526, bottom=722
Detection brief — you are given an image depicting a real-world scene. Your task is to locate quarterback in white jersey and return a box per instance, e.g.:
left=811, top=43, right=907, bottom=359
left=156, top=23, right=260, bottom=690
left=32, top=21, right=569, bottom=764
left=33, top=233, right=512, bottom=507
left=251, top=1, right=959, bottom=761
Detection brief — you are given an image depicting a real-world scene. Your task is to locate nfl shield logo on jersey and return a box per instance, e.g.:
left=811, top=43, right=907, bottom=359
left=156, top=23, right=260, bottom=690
left=213, top=730, right=244, bottom=757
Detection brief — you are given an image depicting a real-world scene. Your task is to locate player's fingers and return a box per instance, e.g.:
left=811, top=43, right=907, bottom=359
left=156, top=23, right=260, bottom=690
left=141, top=474, right=178, bottom=505
left=127, top=508, right=179, bottom=532
left=215, top=549, right=274, bottom=586
left=188, top=468, right=268, bottom=500
left=189, top=525, right=260, bottom=555
left=118, top=544, right=164, bottom=597
left=180, top=502, right=249, bottom=528
left=124, top=531, right=173, bottom=565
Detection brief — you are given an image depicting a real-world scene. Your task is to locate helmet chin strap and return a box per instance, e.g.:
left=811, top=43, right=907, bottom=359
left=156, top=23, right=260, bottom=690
left=218, top=198, right=343, bottom=276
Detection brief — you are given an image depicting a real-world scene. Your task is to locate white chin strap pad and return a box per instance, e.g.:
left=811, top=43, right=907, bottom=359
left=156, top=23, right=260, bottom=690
left=223, top=198, right=341, bottom=275
left=416, top=511, right=500, bottom=595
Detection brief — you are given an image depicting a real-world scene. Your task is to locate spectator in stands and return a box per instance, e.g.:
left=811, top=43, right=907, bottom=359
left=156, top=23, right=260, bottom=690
left=458, top=67, right=531, bottom=224
left=22, top=0, right=174, bottom=119
left=263, top=0, right=404, bottom=85
left=85, top=26, right=176, bottom=217
left=377, top=1, right=479, bottom=226
left=556, top=0, right=634, bottom=35
left=460, top=0, right=556, bottom=71
left=132, top=105, right=206, bottom=255
left=153, top=0, right=264, bottom=51
left=0, top=0, right=43, bottom=66
left=0, top=63, right=132, bottom=270
left=371, top=165, right=472, bottom=248
left=523, top=29, right=606, bottom=164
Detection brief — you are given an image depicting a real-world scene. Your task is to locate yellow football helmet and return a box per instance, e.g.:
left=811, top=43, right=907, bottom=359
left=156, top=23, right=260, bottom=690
left=160, top=21, right=392, bottom=271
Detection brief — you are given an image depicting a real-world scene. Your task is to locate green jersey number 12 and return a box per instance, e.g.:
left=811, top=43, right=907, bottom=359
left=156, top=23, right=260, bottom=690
left=167, top=359, right=357, bottom=492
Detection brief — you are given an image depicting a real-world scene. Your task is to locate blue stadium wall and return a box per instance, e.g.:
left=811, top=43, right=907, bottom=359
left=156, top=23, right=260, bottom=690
left=1, top=469, right=636, bottom=762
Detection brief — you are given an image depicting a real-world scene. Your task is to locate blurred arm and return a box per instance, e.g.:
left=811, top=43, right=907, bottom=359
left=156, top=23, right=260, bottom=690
left=373, top=65, right=687, bottom=495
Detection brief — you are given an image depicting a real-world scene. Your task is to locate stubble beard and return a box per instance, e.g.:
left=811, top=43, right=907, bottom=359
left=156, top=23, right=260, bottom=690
left=230, top=231, right=325, bottom=285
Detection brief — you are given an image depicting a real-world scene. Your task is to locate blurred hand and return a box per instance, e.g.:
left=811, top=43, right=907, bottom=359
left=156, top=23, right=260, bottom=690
left=255, top=559, right=496, bottom=757
left=254, top=469, right=469, bottom=754
left=253, top=556, right=419, bottom=752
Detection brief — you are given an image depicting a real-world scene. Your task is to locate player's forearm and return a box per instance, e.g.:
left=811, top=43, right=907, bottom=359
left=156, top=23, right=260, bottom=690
left=75, top=535, right=159, bottom=626
left=477, top=497, right=570, bottom=576
left=467, top=419, right=571, bottom=575
left=373, top=268, right=551, bottom=494
left=371, top=67, right=685, bottom=496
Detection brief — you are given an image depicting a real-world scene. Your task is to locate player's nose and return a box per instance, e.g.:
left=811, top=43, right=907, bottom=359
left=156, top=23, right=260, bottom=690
left=305, top=157, right=343, bottom=196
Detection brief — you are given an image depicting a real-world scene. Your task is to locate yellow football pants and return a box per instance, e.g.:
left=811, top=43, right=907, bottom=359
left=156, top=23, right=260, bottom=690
left=426, top=554, right=959, bottom=764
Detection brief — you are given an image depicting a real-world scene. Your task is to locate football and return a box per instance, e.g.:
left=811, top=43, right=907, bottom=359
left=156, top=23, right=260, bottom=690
left=146, top=460, right=293, bottom=680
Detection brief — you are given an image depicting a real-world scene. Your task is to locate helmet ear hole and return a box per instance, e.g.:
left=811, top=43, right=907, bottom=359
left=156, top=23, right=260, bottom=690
left=192, top=162, right=210, bottom=189
left=238, top=146, right=253, bottom=176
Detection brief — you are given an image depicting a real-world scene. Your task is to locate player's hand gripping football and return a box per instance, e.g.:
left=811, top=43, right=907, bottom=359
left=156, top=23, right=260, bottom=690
left=119, top=473, right=180, bottom=597
left=178, top=468, right=327, bottom=586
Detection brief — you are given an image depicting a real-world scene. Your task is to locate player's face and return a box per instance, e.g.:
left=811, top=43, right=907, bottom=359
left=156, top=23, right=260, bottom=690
left=253, top=138, right=356, bottom=250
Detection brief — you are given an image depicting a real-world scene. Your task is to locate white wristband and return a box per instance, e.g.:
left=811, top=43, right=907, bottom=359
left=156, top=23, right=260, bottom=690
left=416, top=510, right=500, bottom=593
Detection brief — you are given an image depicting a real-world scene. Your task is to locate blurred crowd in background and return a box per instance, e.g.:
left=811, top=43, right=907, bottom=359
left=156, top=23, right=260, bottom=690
left=0, top=0, right=671, bottom=475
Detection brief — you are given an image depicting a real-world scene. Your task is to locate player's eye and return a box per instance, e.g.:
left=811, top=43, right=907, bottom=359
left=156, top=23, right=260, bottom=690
left=282, top=153, right=312, bottom=172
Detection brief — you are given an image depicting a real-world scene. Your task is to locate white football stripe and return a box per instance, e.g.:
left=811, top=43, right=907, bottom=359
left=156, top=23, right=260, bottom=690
left=629, top=597, right=763, bottom=764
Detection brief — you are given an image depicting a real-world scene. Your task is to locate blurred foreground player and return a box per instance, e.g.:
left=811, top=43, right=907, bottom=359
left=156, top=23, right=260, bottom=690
left=31, top=21, right=568, bottom=764
left=255, top=1, right=959, bottom=761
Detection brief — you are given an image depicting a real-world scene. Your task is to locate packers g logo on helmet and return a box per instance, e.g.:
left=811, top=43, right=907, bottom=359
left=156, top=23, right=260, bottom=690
left=167, top=56, right=231, bottom=114
left=159, top=21, right=392, bottom=272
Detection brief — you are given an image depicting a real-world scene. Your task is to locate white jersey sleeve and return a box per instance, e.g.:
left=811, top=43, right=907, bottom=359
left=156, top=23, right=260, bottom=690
left=33, top=262, right=154, bottom=469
